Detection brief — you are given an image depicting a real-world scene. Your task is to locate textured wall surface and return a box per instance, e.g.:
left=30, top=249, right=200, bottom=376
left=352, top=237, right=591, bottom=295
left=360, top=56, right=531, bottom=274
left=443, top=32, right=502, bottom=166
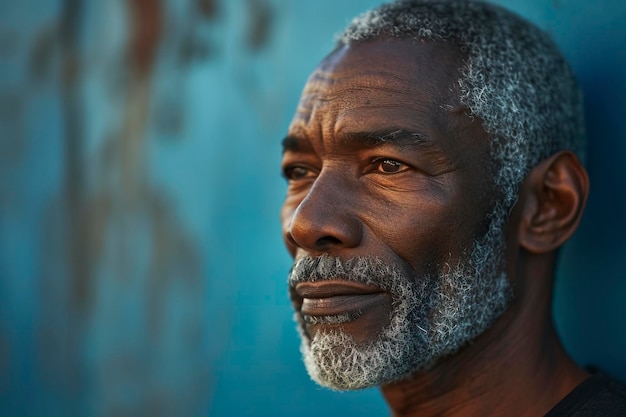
left=0, top=1, right=624, bottom=416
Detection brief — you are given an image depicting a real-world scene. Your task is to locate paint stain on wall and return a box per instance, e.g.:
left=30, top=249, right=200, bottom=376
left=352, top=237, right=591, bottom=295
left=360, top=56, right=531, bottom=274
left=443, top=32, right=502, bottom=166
left=245, top=0, right=273, bottom=51
left=128, top=0, right=163, bottom=76
left=26, top=0, right=211, bottom=414
left=197, top=0, right=219, bottom=19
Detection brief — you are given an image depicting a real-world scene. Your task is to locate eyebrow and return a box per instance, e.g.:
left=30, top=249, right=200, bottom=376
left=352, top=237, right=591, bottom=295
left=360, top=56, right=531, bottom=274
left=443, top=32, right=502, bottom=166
left=344, top=128, right=428, bottom=148
left=281, top=136, right=305, bottom=153
left=281, top=128, right=430, bottom=154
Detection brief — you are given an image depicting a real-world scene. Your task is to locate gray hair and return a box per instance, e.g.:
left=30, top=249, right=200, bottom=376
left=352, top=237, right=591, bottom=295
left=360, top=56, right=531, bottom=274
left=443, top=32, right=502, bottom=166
left=338, top=0, right=586, bottom=209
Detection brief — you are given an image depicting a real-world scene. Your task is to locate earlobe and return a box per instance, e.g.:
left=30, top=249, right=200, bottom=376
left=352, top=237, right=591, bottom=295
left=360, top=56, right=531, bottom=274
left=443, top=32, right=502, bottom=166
left=518, top=151, right=589, bottom=254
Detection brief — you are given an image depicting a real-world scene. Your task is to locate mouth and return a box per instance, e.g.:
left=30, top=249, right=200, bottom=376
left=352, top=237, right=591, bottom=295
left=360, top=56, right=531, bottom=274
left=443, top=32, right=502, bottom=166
left=294, top=280, right=388, bottom=324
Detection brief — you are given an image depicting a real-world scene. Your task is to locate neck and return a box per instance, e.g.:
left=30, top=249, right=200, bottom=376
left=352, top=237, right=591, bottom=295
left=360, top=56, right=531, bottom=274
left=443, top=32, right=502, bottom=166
left=380, top=254, right=588, bottom=417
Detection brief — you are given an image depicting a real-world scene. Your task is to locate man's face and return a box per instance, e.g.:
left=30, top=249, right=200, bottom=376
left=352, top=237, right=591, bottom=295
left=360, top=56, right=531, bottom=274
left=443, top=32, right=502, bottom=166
left=280, top=39, right=512, bottom=389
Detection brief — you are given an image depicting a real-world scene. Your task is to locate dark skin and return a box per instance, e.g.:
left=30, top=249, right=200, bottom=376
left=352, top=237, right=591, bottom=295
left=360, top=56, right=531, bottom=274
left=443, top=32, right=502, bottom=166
left=281, top=38, right=590, bottom=417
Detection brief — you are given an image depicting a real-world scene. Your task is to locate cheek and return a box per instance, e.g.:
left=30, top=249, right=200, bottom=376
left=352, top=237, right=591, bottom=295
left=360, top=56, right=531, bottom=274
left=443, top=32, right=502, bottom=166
left=280, top=202, right=298, bottom=257
left=280, top=191, right=305, bottom=228
left=362, top=202, right=446, bottom=269
left=362, top=197, right=482, bottom=274
left=280, top=202, right=294, bottom=228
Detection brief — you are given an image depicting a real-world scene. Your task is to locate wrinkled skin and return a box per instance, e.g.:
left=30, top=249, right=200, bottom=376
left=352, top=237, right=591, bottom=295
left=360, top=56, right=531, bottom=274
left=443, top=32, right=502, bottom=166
left=281, top=39, right=498, bottom=343
left=280, top=38, right=590, bottom=417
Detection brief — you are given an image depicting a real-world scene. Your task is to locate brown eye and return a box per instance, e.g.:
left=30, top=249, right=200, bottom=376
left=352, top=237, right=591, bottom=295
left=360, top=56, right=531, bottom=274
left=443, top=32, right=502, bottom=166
left=375, top=159, right=405, bottom=174
left=284, top=165, right=313, bottom=180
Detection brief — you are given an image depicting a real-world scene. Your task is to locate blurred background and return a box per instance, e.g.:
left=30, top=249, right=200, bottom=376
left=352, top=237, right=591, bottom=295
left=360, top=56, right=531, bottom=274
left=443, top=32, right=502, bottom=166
left=0, top=0, right=624, bottom=416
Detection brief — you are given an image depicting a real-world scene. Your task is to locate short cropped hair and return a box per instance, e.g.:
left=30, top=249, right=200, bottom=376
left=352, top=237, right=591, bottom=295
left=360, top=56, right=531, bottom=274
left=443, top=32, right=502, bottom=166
left=338, top=0, right=585, bottom=209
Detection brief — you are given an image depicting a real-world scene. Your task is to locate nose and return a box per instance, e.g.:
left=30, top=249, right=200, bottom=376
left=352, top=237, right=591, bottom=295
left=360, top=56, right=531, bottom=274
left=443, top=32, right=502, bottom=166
left=284, top=173, right=363, bottom=255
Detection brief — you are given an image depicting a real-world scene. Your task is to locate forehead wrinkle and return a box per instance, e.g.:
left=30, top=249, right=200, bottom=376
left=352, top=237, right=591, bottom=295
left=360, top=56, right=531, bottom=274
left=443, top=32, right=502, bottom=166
left=332, top=96, right=439, bottom=138
left=303, top=68, right=418, bottom=99
left=290, top=42, right=467, bottom=161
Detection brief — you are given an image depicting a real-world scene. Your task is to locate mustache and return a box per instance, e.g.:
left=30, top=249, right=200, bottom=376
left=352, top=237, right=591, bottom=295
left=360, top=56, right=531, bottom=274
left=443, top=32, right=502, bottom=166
left=288, top=254, right=409, bottom=292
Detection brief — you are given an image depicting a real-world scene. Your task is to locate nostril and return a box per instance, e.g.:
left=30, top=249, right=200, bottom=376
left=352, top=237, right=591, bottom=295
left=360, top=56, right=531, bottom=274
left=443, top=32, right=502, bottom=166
left=315, top=236, right=343, bottom=248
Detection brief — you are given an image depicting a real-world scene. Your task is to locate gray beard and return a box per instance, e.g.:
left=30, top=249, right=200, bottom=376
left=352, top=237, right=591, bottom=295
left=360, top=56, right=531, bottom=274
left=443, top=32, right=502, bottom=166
left=287, top=204, right=513, bottom=390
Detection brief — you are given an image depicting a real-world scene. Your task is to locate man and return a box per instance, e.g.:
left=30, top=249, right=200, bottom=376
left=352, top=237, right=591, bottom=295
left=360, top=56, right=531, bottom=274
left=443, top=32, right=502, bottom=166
left=280, top=1, right=626, bottom=416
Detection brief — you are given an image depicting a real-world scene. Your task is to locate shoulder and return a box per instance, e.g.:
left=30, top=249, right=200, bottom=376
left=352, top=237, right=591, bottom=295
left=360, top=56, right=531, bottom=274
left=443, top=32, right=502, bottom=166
left=545, top=373, right=626, bottom=417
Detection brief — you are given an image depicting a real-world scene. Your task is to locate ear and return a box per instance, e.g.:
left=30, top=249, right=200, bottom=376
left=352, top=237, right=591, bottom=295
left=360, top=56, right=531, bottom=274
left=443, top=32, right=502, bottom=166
left=518, top=151, right=589, bottom=254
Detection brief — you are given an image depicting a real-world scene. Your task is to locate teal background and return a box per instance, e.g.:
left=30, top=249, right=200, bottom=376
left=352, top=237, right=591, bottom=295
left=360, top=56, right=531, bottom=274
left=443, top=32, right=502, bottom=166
left=0, top=1, right=624, bottom=416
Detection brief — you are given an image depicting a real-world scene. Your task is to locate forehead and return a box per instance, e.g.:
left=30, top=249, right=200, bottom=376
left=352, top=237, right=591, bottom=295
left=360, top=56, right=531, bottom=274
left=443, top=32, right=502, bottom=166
left=288, top=38, right=488, bottom=163
left=314, top=38, right=463, bottom=99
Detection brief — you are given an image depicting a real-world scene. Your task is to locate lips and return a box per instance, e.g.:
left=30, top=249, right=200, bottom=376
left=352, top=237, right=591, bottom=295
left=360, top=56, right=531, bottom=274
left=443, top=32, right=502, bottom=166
left=295, top=280, right=387, bottom=320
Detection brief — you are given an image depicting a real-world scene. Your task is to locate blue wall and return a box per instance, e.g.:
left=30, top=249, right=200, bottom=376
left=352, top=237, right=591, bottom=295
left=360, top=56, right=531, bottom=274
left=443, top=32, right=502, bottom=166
left=0, top=1, right=624, bottom=416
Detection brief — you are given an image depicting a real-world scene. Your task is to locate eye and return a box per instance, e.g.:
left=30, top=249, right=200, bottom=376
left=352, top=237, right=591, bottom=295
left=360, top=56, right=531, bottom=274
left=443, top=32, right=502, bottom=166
left=372, top=158, right=409, bottom=174
left=283, top=165, right=316, bottom=181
